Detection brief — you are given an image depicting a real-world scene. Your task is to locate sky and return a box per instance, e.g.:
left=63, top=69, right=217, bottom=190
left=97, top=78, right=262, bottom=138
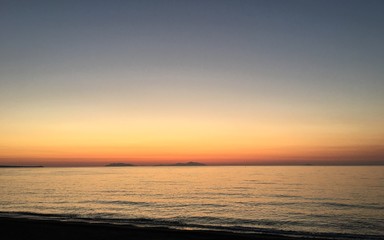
left=1, top=0, right=383, bottom=166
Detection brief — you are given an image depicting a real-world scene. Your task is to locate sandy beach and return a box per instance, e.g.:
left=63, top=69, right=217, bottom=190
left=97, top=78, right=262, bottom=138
left=1, top=217, right=320, bottom=240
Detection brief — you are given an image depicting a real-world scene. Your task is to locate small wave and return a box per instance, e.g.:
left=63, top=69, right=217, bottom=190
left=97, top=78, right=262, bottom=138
left=244, top=180, right=275, bottom=184
left=321, top=202, right=383, bottom=210
left=79, top=200, right=151, bottom=206
left=0, top=211, right=81, bottom=220
left=267, top=194, right=302, bottom=199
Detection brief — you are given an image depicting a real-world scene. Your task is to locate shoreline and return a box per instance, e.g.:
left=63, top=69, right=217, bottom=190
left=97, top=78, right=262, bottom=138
left=0, top=216, right=320, bottom=240
left=0, top=165, right=43, bottom=168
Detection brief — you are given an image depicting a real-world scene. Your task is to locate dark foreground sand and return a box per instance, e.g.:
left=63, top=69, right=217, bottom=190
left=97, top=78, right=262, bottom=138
left=0, top=217, right=325, bottom=240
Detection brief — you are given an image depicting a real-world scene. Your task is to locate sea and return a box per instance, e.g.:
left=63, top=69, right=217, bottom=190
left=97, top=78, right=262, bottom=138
left=0, top=166, right=383, bottom=239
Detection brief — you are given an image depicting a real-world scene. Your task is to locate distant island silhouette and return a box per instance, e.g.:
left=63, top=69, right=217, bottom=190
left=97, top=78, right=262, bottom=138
left=0, top=165, right=44, bottom=168
left=105, top=163, right=135, bottom=167
left=155, top=162, right=206, bottom=166
left=105, top=162, right=206, bottom=167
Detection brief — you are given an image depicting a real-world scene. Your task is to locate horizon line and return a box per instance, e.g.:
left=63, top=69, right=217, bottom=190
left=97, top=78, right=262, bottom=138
left=1, top=163, right=384, bottom=168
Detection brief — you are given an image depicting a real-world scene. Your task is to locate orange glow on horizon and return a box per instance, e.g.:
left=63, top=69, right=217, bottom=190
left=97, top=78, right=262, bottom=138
left=1, top=99, right=383, bottom=166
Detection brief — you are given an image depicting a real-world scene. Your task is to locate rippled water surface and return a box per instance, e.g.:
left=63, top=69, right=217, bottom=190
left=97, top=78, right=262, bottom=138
left=0, top=166, right=383, bottom=238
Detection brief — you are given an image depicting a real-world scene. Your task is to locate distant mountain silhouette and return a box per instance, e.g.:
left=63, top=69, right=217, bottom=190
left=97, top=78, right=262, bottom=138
left=105, top=163, right=135, bottom=167
left=155, top=162, right=206, bottom=166
left=0, top=165, right=44, bottom=168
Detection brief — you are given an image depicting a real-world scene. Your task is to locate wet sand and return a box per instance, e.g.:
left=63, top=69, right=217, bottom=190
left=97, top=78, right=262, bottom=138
left=0, top=216, right=322, bottom=240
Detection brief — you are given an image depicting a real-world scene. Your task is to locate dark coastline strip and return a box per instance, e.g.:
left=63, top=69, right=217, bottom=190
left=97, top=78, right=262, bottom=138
left=0, top=216, right=316, bottom=240
left=0, top=165, right=43, bottom=168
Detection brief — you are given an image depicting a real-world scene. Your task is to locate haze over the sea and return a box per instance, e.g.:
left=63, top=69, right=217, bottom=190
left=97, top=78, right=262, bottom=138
left=0, top=0, right=383, bottom=166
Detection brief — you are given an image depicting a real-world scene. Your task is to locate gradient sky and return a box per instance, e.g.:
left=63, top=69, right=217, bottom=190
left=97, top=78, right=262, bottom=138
left=1, top=0, right=383, bottom=166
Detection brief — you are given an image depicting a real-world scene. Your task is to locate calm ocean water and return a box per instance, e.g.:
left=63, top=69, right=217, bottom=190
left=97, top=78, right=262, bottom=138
left=0, top=166, right=383, bottom=239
